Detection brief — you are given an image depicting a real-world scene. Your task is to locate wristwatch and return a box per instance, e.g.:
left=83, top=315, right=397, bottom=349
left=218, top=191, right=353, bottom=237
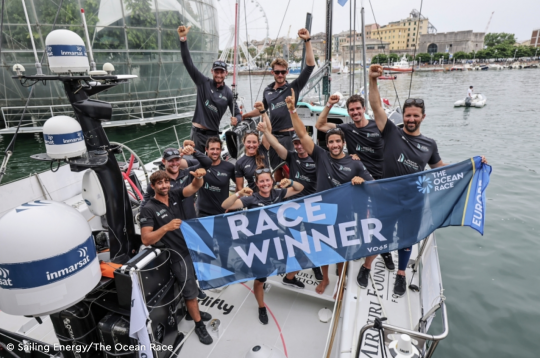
left=304, top=38, right=311, bottom=43
left=259, top=109, right=267, bottom=114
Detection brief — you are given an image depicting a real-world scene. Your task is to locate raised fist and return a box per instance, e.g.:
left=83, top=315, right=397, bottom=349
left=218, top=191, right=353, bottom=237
left=183, top=139, right=195, bottom=148
left=254, top=101, right=265, bottom=112
left=298, top=28, right=310, bottom=41
left=328, top=94, right=340, bottom=105
left=182, top=146, right=194, bottom=156
left=238, top=187, right=253, bottom=197
left=369, top=64, right=383, bottom=79
left=190, top=168, right=207, bottom=179
left=177, top=25, right=191, bottom=38
left=279, top=178, right=291, bottom=188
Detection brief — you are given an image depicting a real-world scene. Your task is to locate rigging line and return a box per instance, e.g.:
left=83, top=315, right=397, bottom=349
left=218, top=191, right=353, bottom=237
left=408, top=0, right=423, bottom=99
left=1, top=0, right=64, bottom=156
left=243, top=0, right=253, bottom=108
left=254, top=0, right=292, bottom=102
left=367, top=0, right=401, bottom=109
left=0, top=0, right=5, bottom=58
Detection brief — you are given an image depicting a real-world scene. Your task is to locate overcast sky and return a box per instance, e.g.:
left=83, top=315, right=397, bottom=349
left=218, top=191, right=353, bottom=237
left=245, top=0, right=539, bottom=43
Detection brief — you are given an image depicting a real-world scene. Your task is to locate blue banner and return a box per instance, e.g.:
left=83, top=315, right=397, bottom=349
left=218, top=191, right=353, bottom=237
left=182, top=157, right=491, bottom=290
left=0, top=235, right=97, bottom=289
left=43, top=131, right=84, bottom=145
left=46, top=45, right=87, bottom=57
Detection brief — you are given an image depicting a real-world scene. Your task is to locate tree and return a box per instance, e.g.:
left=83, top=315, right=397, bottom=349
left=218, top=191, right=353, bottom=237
left=415, top=53, right=431, bottom=62
left=453, top=51, right=469, bottom=60
left=388, top=53, right=399, bottom=63
left=484, top=33, right=516, bottom=47
left=371, top=54, right=388, bottom=64
left=433, top=52, right=448, bottom=61
left=515, top=46, right=532, bottom=58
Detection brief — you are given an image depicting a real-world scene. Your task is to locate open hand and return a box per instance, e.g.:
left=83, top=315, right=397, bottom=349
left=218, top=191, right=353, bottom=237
left=350, top=154, right=361, bottom=161
left=298, top=28, right=310, bottom=41
left=190, top=168, right=207, bottom=179
left=177, top=25, right=191, bottom=38
left=285, top=89, right=296, bottom=111
left=351, top=176, right=365, bottom=185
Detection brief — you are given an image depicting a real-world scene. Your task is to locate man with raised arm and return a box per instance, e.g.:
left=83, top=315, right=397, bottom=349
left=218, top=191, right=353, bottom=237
left=359, top=64, right=488, bottom=297
left=177, top=25, right=242, bottom=152
left=140, top=169, right=213, bottom=345
left=287, top=89, right=374, bottom=294
left=242, top=28, right=316, bottom=180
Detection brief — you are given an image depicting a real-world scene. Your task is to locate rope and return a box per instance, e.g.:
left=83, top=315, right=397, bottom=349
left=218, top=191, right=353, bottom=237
left=408, top=0, right=424, bottom=99
left=367, top=0, right=401, bottom=109
left=243, top=0, right=253, bottom=108
left=254, top=0, right=292, bottom=101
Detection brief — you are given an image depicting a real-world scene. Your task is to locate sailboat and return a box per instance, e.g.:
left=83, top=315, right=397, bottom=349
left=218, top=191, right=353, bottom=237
left=0, top=2, right=451, bottom=358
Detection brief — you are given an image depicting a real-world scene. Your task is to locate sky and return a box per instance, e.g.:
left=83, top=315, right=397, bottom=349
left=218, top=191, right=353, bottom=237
left=229, top=0, right=539, bottom=44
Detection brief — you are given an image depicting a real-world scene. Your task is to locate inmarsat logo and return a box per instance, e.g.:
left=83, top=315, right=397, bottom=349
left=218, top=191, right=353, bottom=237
left=47, top=135, right=54, bottom=141
left=78, top=247, right=88, bottom=257
left=0, top=268, right=12, bottom=287
left=416, top=176, right=433, bottom=194
left=77, top=46, right=82, bottom=52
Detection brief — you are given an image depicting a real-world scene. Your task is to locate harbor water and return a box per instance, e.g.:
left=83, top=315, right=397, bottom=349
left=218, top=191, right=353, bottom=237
left=1, top=69, right=539, bottom=357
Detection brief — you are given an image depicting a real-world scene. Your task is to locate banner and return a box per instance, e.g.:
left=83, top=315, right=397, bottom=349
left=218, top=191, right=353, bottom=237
left=181, top=157, right=491, bottom=290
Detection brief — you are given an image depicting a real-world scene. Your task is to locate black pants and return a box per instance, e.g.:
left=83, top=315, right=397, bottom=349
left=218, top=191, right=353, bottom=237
left=190, top=127, right=219, bottom=153
left=269, top=132, right=294, bottom=169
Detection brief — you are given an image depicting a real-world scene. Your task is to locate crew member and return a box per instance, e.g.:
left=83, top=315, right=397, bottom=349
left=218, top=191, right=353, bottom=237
left=360, top=64, right=487, bottom=296
left=177, top=25, right=242, bottom=152
left=242, top=28, right=315, bottom=181
left=196, top=137, right=235, bottom=218
left=140, top=169, right=213, bottom=345
left=468, top=86, right=474, bottom=98
left=142, top=142, right=211, bottom=220
left=234, top=130, right=270, bottom=191
left=315, top=93, right=394, bottom=271
left=221, top=169, right=304, bottom=324
left=288, top=89, right=374, bottom=294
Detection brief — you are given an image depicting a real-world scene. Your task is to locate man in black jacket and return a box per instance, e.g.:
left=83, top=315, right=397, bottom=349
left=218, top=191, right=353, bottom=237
left=177, top=25, right=242, bottom=152
left=242, top=28, right=315, bottom=180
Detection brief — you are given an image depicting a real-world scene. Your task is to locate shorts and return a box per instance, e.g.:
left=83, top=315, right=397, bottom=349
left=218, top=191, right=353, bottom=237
left=269, top=132, right=294, bottom=169
left=256, top=277, right=267, bottom=283
left=190, top=127, right=219, bottom=153
left=171, top=255, right=199, bottom=300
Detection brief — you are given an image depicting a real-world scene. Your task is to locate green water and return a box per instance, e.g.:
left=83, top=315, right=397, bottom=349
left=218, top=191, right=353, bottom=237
left=1, top=70, right=539, bottom=356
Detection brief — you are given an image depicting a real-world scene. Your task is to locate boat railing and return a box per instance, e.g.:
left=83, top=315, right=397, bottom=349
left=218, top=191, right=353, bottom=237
left=298, top=61, right=331, bottom=101
left=1, top=94, right=196, bottom=129
left=354, top=301, right=449, bottom=358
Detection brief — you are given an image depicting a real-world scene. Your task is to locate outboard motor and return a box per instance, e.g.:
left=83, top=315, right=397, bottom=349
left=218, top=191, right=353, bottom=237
left=225, top=117, right=260, bottom=159
left=465, top=96, right=472, bottom=107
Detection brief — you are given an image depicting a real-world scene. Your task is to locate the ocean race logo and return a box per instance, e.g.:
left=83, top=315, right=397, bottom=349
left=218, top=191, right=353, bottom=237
left=356, top=144, right=374, bottom=153
left=46, top=247, right=90, bottom=282
left=416, top=176, right=433, bottom=194
left=339, top=165, right=351, bottom=172
left=416, top=143, right=429, bottom=152
left=366, top=132, right=380, bottom=138
left=270, top=101, right=287, bottom=111
left=0, top=267, right=12, bottom=287
left=204, top=100, right=218, bottom=113
left=397, top=153, right=419, bottom=170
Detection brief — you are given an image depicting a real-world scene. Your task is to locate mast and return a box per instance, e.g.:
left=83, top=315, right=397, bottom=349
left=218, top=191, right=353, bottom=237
left=361, top=2, right=368, bottom=110
left=232, top=0, right=240, bottom=98
left=352, top=0, right=356, bottom=93
left=300, top=13, right=313, bottom=72
left=322, top=0, right=333, bottom=102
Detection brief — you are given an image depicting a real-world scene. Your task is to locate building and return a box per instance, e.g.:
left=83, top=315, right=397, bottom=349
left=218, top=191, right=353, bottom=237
left=418, top=31, right=485, bottom=54
left=339, top=38, right=391, bottom=65
left=0, top=0, right=218, bottom=129
left=369, top=10, right=436, bottom=51
left=531, top=29, right=540, bottom=48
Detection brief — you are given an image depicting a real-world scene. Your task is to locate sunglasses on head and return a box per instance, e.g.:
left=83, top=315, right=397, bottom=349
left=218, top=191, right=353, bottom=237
left=245, top=129, right=258, bottom=135
left=214, top=61, right=227, bottom=67
left=273, top=70, right=288, bottom=75
left=165, top=150, right=180, bottom=156
left=327, top=128, right=343, bottom=134
left=404, top=98, right=424, bottom=106
left=255, top=168, right=271, bottom=175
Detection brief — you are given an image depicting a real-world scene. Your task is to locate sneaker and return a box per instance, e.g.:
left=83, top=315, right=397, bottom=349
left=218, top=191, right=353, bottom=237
left=381, top=253, right=395, bottom=271
left=312, top=267, right=323, bottom=281
left=185, top=311, right=212, bottom=322
left=258, top=307, right=269, bottom=325
left=282, top=276, right=305, bottom=289
left=194, top=324, right=213, bottom=345
left=393, top=274, right=407, bottom=297
left=198, top=288, right=207, bottom=300
left=356, top=265, right=370, bottom=288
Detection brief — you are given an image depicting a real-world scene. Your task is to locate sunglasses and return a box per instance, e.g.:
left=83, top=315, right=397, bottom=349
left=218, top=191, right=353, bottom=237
left=164, top=150, right=180, bottom=156
left=245, top=129, right=258, bottom=134
left=273, top=70, right=288, bottom=75
left=327, top=128, right=344, bottom=134
left=255, top=168, right=271, bottom=174
left=213, top=61, right=227, bottom=67
left=404, top=98, right=425, bottom=106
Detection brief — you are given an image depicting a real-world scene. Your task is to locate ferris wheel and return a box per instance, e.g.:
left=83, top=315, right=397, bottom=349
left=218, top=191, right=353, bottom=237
left=216, top=0, right=270, bottom=68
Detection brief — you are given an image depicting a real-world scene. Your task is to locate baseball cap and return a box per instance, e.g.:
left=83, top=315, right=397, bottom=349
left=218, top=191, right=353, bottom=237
left=212, top=61, right=227, bottom=71
left=162, top=148, right=182, bottom=161
left=291, top=132, right=301, bottom=142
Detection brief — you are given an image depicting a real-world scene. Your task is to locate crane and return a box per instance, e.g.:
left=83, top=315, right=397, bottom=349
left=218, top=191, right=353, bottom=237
left=484, top=11, right=494, bottom=34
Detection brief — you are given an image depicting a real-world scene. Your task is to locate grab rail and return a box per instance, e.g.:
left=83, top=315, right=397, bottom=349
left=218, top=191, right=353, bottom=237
left=354, top=301, right=449, bottom=358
